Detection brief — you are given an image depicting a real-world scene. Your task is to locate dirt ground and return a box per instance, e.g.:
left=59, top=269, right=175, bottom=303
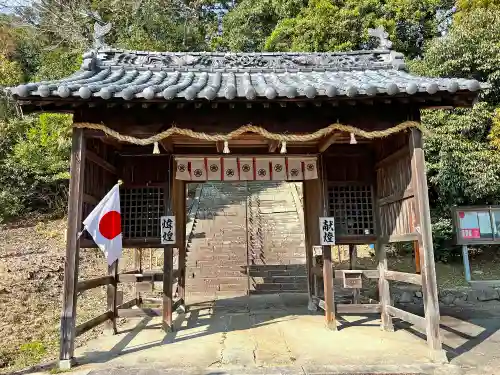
left=0, top=217, right=144, bottom=373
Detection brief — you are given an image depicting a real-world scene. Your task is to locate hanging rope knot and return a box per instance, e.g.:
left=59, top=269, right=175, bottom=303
left=153, top=141, right=160, bottom=154
left=280, top=141, right=287, bottom=154
left=350, top=133, right=357, bottom=144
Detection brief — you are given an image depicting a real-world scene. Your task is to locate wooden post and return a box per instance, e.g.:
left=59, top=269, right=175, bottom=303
left=410, top=128, right=447, bottom=363
left=303, top=179, right=322, bottom=310
left=163, top=246, right=173, bottom=331
left=376, top=240, right=393, bottom=331
left=374, top=179, right=393, bottom=332
left=134, top=248, right=143, bottom=306
left=349, top=244, right=360, bottom=304
left=59, top=128, right=85, bottom=370
left=106, top=260, right=118, bottom=334
left=172, top=177, right=186, bottom=307
left=322, top=245, right=336, bottom=330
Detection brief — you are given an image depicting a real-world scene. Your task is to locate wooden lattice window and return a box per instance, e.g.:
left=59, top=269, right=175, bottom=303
left=327, top=184, right=374, bottom=236
left=121, top=187, right=165, bottom=239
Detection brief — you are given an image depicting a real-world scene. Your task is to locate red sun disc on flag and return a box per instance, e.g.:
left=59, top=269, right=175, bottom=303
left=99, top=211, right=122, bottom=240
left=459, top=212, right=465, bottom=219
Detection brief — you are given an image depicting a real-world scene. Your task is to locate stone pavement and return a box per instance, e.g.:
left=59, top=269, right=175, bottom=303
left=62, top=294, right=451, bottom=375
left=23, top=295, right=500, bottom=375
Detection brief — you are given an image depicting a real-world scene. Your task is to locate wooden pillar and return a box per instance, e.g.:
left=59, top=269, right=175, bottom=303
left=410, top=128, right=447, bottom=363
left=59, top=128, right=85, bottom=370
left=303, top=179, right=322, bottom=310
left=349, top=244, right=360, bottom=304
left=172, top=176, right=186, bottom=308
left=322, top=245, right=336, bottom=330
left=134, top=248, right=143, bottom=305
left=106, top=260, right=118, bottom=334
left=376, top=239, right=393, bottom=331
left=374, top=177, right=393, bottom=331
left=163, top=245, right=173, bottom=331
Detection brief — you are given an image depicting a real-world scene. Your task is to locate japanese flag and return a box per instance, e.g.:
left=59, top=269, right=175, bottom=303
left=287, top=158, right=303, bottom=181
left=190, top=158, right=207, bottom=181
left=83, top=183, right=122, bottom=265
left=303, top=158, right=318, bottom=180
left=239, top=158, right=254, bottom=181
left=176, top=158, right=190, bottom=181
left=255, top=158, right=270, bottom=181
left=271, top=158, right=286, bottom=181
left=223, top=158, right=239, bottom=181
left=207, top=157, right=222, bottom=181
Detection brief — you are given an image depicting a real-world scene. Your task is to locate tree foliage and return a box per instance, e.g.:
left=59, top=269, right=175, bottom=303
left=0, top=0, right=499, bottom=264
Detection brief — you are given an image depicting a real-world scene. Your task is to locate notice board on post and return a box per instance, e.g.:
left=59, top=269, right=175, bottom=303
left=452, top=206, right=500, bottom=245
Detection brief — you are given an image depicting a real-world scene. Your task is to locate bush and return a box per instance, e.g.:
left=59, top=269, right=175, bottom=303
left=0, top=113, right=71, bottom=222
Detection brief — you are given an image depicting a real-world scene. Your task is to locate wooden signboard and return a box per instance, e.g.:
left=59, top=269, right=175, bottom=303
left=160, top=216, right=176, bottom=245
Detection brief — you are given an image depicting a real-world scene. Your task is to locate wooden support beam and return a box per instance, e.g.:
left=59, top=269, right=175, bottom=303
left=336, top=303, right=381, bottom=314
left=318, top=133, right=341, bottom=153
left=134, top=249, right=143, bottom=305
left=378, top=187, right=414, bottom=206
left=59, top=127, right=85, bottom=370
left=268, top=140, right=279, bottom=153
left=172, top=298, right=184, bottom=312
left=83, top=193, right=98, bottom=206
left=172, top=177, right=186, bottom=307
left=117, top=298, right=139, bottom=310
left=410, top=128, right=446, bottom=363
left=105, top=260, right=118, bottom=334
left=387, top=306, right=426, bottom=331
left=100, top=136, right=123, bottom=150
left=376, top=239, right=393, bottom=332
left=159, top=139, right=174, bottom=153
left=303, top=179, right=322, bottom=309
left=163, top=246, right=174, bottom=332
left=311, top=266, right=379, bottom=279
left=117, top=308, right=162, bottom=317
left=86, top=150, right=117, bottom=175
left=323, top=245, right=336, bottom=330
left=349, top=244, right=360, bottom=304
left=76, top=276, right=113, bottom=292
left=216, top=141, right=224, bottom=153
left=375, top=147, right=409, bottom=169
left=385, top=271, right=422, bottom=285
left=382, top=233, right=419, bottom=243
left=75, top=311, right=112, bottom=337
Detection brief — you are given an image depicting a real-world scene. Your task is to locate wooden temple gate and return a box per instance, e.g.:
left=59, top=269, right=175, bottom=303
left=8, top=30, right=484, bottom=369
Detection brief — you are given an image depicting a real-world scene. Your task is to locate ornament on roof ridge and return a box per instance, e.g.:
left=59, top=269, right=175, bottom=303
left=90, top=11, right=112, bottom=50
left=368, top=26, right=392, bottom=50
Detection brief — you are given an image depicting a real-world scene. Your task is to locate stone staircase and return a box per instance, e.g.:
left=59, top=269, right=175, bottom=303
left=185, top=181, right=307, bottom=301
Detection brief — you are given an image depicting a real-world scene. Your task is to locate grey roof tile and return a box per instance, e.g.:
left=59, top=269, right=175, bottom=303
left=9, top=49, right=486, bottom=101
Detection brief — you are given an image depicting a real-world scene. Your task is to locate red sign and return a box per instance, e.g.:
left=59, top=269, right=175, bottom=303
left=461, top=228, right=480, bottom=239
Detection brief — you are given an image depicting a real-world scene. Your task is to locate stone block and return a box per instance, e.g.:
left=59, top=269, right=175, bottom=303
left=398, top=291, right=413, bottom=303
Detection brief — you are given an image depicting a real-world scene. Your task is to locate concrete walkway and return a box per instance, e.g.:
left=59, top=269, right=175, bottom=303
left=63, top=294, right=455, bottom=375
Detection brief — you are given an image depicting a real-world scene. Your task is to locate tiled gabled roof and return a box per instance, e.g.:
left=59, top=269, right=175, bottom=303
left=9, top=49, right=483, bottom=102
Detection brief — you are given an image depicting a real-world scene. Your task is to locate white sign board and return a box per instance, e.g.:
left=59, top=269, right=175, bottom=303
left=160, top=216, right=176, bottom=245
left=319, top=217, right=335, bottom=245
